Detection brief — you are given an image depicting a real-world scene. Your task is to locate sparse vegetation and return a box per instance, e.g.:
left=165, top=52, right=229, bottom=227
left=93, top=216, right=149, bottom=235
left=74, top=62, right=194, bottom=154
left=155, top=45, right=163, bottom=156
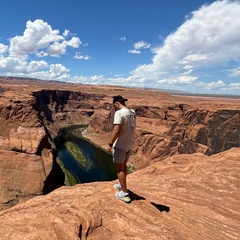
left=56, top=157, right=77, bottom=186
left=64, top=141, right=93, bottom=170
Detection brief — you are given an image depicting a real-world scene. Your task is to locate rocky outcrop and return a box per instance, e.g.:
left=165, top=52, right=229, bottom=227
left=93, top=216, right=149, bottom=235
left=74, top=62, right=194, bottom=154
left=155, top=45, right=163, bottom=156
left=32, top=89, right=104, bottom=137
left=85, top=103, right=240, bottom=169
left=0, top=85, right=106, bottom=209
left=175, top=109, right=240, bottom=153
left=9, top=126, right=47, bottom=154
left=143, top=108, right=240, bottom=157
left=0, top=78, right=240, bottom=239
left=0, top=148, right=239, bottom=240
left=0, top=149, right=53, bottom=208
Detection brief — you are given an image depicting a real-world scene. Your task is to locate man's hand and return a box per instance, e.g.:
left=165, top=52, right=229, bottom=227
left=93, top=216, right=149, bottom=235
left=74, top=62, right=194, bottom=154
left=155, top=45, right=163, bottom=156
left=108, top=143, right=113, bottom=152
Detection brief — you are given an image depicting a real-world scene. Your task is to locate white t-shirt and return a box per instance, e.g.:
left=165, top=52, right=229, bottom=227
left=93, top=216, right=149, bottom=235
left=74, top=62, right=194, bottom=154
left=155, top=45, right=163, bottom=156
left=113, top=108, right=136, bottom=151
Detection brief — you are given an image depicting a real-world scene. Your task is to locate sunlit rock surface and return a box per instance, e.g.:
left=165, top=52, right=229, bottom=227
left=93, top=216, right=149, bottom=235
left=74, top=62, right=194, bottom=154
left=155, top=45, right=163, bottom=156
left=0, top=148, right=239, bottom=240
left=0, top=77, right=240, bottom=239
left=0, top=149, right=53, bottom=207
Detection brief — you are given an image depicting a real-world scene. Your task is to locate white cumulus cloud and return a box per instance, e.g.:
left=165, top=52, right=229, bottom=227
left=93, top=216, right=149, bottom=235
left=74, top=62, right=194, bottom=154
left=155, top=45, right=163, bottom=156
left=0, top=19, right=82, bottom=80
left=131, top=0, right=240, bottom=94
left=74, top=52, right=91, bottom=60
left=30, top=63, right=70, bottom=80
left=228, top=66, right=240, bottom=77
left=8, top=19, right=81, bottom=58
left=129, top=41, right=151, bottom=54
left=0, top=43, right=8, bottom=55
left=128, top=49, right=141, bottom=54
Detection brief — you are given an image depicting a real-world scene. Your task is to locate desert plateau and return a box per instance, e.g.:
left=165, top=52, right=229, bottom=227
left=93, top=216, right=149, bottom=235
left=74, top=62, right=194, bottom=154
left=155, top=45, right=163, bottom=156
left=0, top=77, right=239, bottom=240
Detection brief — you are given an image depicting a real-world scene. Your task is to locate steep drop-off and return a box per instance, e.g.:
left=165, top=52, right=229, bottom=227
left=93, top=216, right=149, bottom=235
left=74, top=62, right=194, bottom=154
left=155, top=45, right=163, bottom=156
left=0, top=78, right=239, bottom=210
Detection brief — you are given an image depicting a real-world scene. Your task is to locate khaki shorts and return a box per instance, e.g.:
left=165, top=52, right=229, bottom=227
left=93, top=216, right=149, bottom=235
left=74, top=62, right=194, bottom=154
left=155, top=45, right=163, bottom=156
left=112, top=147, right=131, bottom=164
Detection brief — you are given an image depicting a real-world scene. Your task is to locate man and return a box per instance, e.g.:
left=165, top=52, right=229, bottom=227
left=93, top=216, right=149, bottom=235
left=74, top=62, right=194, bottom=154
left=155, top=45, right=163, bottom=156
left=108, top=95, right=136, bottom=203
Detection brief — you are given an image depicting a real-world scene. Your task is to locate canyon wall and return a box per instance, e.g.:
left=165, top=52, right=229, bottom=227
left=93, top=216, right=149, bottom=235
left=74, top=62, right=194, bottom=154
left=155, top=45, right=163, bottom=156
left=0, top=84, right=105, bottom=209
left=0, top=78, right=239, bottom=209
left=85, top=98, right=240, bottom=169
left=0, top=148, right=240, bottom=240
left=0, top=78, right=240, bottom=239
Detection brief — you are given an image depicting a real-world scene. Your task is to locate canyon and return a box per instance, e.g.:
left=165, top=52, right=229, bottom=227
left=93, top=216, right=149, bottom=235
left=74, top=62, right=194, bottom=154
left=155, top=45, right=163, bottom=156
left=0, top=77, right=239, bottom=239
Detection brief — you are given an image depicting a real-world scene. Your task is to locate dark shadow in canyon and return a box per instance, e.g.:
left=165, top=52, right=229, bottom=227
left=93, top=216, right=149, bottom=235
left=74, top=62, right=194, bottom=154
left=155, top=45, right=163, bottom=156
left=42, top=149, right=65, bottom=194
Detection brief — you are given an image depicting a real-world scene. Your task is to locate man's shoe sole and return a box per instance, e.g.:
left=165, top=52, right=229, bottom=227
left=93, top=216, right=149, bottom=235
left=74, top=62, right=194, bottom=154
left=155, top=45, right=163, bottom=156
left=122, top=196, right=131, bottom=203
left=116, top=195, right=131, bottom=203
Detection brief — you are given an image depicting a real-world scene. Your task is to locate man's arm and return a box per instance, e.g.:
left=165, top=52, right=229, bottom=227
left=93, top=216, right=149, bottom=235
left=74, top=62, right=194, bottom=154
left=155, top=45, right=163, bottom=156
left=109, top=124, right=122, bottom=147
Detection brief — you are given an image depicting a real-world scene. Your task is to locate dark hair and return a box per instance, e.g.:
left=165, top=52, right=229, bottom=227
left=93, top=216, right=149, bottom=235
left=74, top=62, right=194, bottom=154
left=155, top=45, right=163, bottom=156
left=112, top=95, right=128, bottom=104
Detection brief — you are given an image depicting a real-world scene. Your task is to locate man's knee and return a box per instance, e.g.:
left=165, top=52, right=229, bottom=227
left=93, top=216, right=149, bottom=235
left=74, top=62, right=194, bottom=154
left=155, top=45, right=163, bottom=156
left=115, top=163, right=125, bottom=172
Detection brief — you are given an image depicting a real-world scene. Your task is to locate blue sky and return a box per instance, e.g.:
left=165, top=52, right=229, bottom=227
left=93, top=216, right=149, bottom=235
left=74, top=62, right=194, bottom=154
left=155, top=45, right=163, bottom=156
left=0, top=0, right=240, bottom=95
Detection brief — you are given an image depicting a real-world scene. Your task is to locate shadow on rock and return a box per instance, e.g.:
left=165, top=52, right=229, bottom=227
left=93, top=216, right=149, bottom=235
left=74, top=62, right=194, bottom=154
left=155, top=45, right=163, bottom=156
left=128, top=190, right=170, bottom=213
left=128, top=190, right=145, bottom=201
left=150, top=202, right=170, bottom=212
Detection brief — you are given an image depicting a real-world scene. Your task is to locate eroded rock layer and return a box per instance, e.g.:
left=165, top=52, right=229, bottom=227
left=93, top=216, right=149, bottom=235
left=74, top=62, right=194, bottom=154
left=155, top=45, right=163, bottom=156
left=0, top=148, right=239, bottom=240
left=0, top=77, right=240, bottom=239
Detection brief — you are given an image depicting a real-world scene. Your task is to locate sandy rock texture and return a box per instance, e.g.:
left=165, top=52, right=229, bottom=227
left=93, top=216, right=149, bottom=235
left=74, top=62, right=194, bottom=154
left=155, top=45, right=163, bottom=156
left=0, top=77, right=240, bottom=239
left=0, top=148, right=239, bottom=240
left=0, top=149, right=53, bottom=207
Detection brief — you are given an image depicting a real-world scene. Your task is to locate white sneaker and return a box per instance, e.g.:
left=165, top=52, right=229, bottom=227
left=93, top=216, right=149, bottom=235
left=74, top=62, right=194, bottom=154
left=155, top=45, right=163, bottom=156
left=115, top=190, right=131, bottom=203
left=114, top=183, right=121, bottom=190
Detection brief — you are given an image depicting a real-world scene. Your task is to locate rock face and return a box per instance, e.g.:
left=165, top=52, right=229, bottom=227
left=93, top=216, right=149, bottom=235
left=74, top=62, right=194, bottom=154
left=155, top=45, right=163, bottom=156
left=0, top=148, right=239, bottom=240
left=32, top=89, right=104, bottom=136
left=0, top=80, right=107, bottom=208
left=0, top=149, right=53, bottom=208
left=9, top=126, right=47, bottom=153
left=0, top=77, right=240, bottom=239
left=85, top=96, right=240, bottom=169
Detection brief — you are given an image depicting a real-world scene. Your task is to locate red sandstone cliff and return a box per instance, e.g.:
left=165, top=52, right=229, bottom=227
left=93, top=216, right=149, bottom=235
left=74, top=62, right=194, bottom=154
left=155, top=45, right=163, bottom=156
left=83, top=92, right=240, bottom=170
left=0, top=78, right=240, bottom=239
left=0, top=148, right=239, bottom=240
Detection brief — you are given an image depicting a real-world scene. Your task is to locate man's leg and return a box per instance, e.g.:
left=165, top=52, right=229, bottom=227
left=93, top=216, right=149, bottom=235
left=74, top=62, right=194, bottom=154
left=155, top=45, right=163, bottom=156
left=115, top=162, right=128, bottom=192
